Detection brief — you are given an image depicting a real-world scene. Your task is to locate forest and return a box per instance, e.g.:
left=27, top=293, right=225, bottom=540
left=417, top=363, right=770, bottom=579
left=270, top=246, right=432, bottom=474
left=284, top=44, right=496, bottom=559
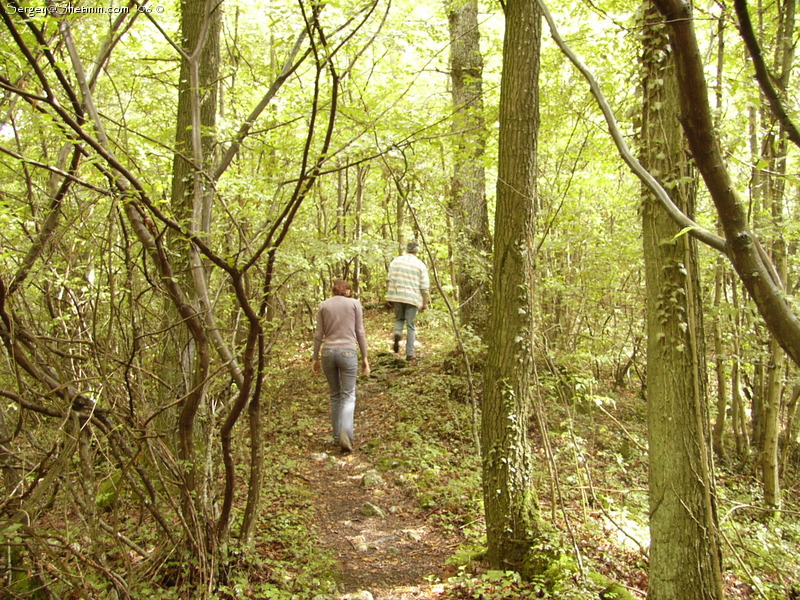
left=1, top=0, right=800, bottom=597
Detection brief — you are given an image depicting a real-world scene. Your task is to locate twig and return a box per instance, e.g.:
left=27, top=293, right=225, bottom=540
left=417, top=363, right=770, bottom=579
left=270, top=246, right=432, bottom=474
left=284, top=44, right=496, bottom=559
left=720, top=527, right=769, bottom=600
left=375, top=142, right=481, bottom=456
left=593, top=402, right=647, bottom=453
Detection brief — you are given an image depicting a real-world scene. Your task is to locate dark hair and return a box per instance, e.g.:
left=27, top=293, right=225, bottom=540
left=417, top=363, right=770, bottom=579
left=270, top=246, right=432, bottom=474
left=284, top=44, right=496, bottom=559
left=332, top=279, right=352, bottom=297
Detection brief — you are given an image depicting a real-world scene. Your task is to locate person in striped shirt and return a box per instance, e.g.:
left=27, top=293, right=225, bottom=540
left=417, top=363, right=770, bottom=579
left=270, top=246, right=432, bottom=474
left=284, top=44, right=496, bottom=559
left=386, top=240, right=430, bottom=361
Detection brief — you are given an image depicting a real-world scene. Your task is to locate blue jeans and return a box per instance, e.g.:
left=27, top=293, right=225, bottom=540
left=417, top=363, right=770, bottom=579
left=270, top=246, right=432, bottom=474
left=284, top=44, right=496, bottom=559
left=321, top=348, right=358, bottom=443
left=393, top=302, right=418, bottom=358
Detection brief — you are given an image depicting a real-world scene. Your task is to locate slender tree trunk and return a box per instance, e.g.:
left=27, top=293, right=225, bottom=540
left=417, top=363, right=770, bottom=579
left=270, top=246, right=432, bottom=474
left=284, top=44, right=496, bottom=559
left=710, top=10, right=727, bottom=461
left=731, top=277, right=751, bottom=458
left=482, top=0, right=543, bottom=575
left=712, top=258, right=728, bottom=460
left=337, top=165, right=346, bottom=239
left=781, top=384, right=800, bottom=474
left=639, top=5, right=724, bottom=598
left=762, top=338, right=784, bottom=511
left=354, top=165, right=367, bottom=294
left=447, top=0, right=491, bottom=334
left=752, top=359, right=766, bottom=453
left=336, top=164, right=349, bottom=279
left=397, top=198, right=405, bottom=251
left=751, top=0, right=794, bottom=512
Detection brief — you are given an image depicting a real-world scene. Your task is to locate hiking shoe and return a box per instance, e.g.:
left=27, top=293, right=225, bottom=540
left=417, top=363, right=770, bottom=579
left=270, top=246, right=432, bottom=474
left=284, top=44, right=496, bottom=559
left=406, top=355, right=416, bottom=363
left=393, top=333, right=401, bottom=354
left=339, top=430, right=353, bottom=453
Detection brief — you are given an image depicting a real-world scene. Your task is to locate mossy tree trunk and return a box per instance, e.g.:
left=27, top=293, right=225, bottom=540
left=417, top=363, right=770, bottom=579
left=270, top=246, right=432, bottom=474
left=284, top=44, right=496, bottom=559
left=639, top=4, right=724, bottom=598
left=481, top=0, right=543, bottom=574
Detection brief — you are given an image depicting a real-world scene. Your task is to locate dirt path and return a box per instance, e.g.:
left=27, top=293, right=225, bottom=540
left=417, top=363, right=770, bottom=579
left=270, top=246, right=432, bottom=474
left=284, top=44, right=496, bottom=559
left=290, top=356, right=463, bottom=599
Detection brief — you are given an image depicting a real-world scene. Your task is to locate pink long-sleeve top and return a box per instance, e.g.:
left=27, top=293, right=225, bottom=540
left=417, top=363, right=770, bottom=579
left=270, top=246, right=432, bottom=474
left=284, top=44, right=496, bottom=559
left=312, top=295, right=368, bottom=361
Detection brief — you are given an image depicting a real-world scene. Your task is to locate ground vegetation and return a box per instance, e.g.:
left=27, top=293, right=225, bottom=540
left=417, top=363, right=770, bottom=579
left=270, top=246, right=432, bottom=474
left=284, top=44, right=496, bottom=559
left=1, top=0, right=800, bottom=597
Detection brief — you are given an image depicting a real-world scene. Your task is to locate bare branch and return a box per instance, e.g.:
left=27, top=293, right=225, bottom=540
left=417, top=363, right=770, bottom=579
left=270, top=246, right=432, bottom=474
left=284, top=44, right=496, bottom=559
left=733, top=0, right=800, bottom=150
left=535, top=0, right=727, bottom=253
left=652, top=0, right=800, bottom=368
left=213, top=30, right=310, bottom=180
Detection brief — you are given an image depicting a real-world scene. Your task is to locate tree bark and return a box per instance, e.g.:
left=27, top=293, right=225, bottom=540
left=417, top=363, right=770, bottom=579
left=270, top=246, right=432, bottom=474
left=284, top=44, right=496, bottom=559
left=447, top=0, right=491, bottom=334
left=730, top=279, right=751, bottom=457
left=639, top=4, right=724, bottom=598
left=481, top=0, right=543, bottom=574
left=710, top=11, right=727, bottom=462
left=652, top=0, right=800, bottom=369
left=167, top=0, right=221, bottom=556
left=780, top=384, right=800, bottom=474
left=755, top=0, right=794, bottom=515
left=711, top=258, right=728, bottom=460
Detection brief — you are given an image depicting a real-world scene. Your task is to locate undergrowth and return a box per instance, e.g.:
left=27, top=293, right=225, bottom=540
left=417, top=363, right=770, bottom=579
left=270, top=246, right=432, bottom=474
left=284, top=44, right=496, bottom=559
left=16, top=308, right=796, bottom=599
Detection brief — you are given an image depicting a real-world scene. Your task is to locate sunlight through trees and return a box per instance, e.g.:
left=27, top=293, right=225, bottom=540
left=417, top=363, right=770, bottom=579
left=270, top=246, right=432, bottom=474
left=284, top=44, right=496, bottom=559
left=1, top=0, right=799, bottom=596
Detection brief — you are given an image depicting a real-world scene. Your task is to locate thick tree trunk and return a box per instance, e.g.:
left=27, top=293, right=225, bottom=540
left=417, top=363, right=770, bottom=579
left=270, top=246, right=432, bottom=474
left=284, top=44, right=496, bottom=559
left=165, top=0, right=221, bottom=437
left=447, top=0, right=491, bottom=334
left=165, top=0, right=221, bottom=560
left=481, top=0, right=543, bottom=574
left=171, top=0, right=221, bottom=221
left=639, top=5, right=724, bottom=598
left=651, top=0, right=800, bottom=369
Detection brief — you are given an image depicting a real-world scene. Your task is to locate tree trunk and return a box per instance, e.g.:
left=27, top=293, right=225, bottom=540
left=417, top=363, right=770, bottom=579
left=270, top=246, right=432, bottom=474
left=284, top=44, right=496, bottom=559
left=651, top=0, right=800, bottom=369
left=711, top=258, right=728, bottom=460
left=481, top=0, right=543, bottom=575
left=447, top=0, right=491, bottom=334
left=781, top=384, right=800, bottom=475
left=639, top=4, right=724, bottom=598
left=747, top=0, right=795, bottom=512
left=709, top=15, right=727, bottom=461
left=167, top=0, right=221, bottom=560
left=752, top=359, right=766, bottom=454
left=731, top=353, right=749, bottom=458
left=762, top=339, right=783, bottom=511
left=354, top=166, right=367, bottom=294
left=396, top=183, right=405, bottom=252
left=730, top=279, right=751, bottom=458
left=171, top=0, right=220, bottom=420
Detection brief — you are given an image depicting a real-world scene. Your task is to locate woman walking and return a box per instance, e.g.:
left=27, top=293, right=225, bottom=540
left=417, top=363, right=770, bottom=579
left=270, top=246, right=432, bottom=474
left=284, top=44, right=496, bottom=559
left=312, top=279, right=370, bottom=452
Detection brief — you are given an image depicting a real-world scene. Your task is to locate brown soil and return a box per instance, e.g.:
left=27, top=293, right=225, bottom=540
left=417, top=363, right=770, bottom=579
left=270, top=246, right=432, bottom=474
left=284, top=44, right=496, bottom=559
left=291, top=363, right=464, bottom=599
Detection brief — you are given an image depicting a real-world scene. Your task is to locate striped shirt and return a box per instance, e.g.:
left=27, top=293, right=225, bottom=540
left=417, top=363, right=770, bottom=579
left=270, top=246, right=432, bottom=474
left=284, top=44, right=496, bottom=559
left=386, top=253, right=430, bottom=309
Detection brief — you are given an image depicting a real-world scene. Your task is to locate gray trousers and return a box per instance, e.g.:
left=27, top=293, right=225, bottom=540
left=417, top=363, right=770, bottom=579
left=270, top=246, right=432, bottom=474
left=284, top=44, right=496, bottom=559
left=321, top=347, right=358, bottom=442
left=393, top=302, right=419, bottom=358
